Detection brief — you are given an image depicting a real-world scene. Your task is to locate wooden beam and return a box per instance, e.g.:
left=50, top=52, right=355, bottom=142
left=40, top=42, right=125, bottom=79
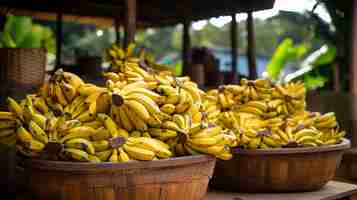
left=351, top=0, right=357, bottom=95
left=55, top=12, right=63, bottom=70
left=182, top=20, right=191, bottom=76
left=115, top=18, right=121, bottom=44
left=230, top=14, right=238, bottom=83
left=124, top=0, right=136, bottom=48
left=247, top=12, right=257, bottom=80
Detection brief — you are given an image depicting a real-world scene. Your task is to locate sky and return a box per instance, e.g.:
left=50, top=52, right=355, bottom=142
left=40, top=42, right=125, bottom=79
left=192, top=0, right=332, bottom=30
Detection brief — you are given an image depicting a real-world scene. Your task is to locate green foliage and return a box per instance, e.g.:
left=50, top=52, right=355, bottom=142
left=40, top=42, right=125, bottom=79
left=266, top=38, right=309, bottom=80
left=312, top=45, right=336, bottom=67
left=0, top=15, right=55, bottom=53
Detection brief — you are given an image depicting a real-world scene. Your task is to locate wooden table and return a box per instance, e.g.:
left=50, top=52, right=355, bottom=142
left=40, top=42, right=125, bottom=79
left=205, top=181, right=357, bottom=200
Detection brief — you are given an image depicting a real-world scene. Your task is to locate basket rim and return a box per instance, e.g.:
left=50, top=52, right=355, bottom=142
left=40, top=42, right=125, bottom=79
left=24, top=155, right=215, bottom=172
left=233, top=138, right=350, bottom=155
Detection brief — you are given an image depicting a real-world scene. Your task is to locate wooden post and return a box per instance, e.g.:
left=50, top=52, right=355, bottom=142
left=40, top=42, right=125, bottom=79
left=230, top=14, right=238, bottom=83
left=182, top=20, right=191, bottom=76
left=55, top=12, right=63, bottom=70
left=115, top=18, right=121, bottom=44
left=124, top=0, right=136, bottom=48
left=247, top=12, right=257, bottom=80
left=350, top=0, right=357, bottom=147
left=351, top=0, right=357, bottom=95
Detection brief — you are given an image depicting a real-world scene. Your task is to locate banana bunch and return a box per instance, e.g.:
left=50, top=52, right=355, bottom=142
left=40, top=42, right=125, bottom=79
left=0, top=109, right=18, bottom=147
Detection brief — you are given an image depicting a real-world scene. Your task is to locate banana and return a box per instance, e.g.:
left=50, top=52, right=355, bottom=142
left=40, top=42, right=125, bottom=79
left=60, top=80, right=77, bottom=102
left=0, top=120, right=16, bottom=129
left=181, top=83, right=202, bottom=106
left=76, top=111, right=95, bottom=122
left=32, top=113, right=47, bottom=130
left=60, top=126, right=96, bottom=143
left=125, top=93, right=162, bottom=117
left=124, top=100, right=151, bottom=122
left=215, top=151, right=233, bottom=160
left=148, top=128, right=178, bottom=139
left=7, top=97, right=24, bottom=121
left=62, top=148, right=89, bottom=162
left=142, top=132, right=152, bottom=138
left=127, top=137, right=172, bottom=158
left=97, top=113, right=128, bottom=138
left=33, top=97, right=49, bottom=114
left=248, top=137, right=261, bottom=149
left=161, top=121, right=185, bottom=133
left=160, top=104, right=176, bottom=115
left=29, top=121, right=48, bottom=144
left=16, top=145, right=40, bottom=157
left=123, top=144, right=156, bottom=161
left=262, top=136, right=281, bottom=148
left=173, top=114, right=187, bottom=130
left=0, top=111, right=15, bottom=120
left=188, top=137, right=218, bottom=147
left=191, top=126, right=222, bottom=138
left=122, top=87, right=164, bottom=104
left=54, top=83, right=68, bottom=106
left=88, top=155, right=101, bottom=163
left=118, top=105, right=134, bottom=131
left=95, top=149, right=113, bottom=161
left=65, top=138, right=95, bottom=154
left=62, top=71, right=84, bottom=89
left=125, top=104, right=148, bottom=131
left=109, top=149, right=119, bottom=162
left=91, top=127, right=111, bottom=141
left=118, top=147, right=131, bottom=162
left=131, top=131, right=142, bottom=137
left=82, top=120, right=102, bottom=129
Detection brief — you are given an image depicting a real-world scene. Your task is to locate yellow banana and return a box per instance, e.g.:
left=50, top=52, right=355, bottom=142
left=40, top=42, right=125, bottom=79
left=109, top=149, right=119, bottom=162
left=95, top=149, right=113, bottom=161
left=123, top=144, right=155, bottom=161
left=62, top=148, right=89, bottom=162
left=118, top=105, right=134, bottom=131
left=65, top=138, right=95, bottom=154
left=6, top=97, right=24, bottom=121
left=60, top=126, right=96, bottom=143
left=29, top=121, right=48, bottom=144
left=118, top=147, right=130, bottom=162
left=124, top=100, right=151, bottom=122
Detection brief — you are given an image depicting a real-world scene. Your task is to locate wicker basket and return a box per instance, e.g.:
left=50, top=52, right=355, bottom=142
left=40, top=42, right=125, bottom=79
left=0, top=48, right=46, bottom=103
left=0, top=48, right=47, bottom=88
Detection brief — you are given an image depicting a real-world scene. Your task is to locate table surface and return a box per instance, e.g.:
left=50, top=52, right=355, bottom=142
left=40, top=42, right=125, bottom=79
left=205, top=181, right=357, bottom=200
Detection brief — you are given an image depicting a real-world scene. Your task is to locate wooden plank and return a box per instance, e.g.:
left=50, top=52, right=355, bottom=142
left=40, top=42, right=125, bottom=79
left=230, top=14, right=238, bottom=83
left=182, top=20, right=191, bottom=76
left=247, top=12, right=257, bottom=80
left=55, top=12, right=63, bottom=70
left=124, top=0, right=136, bottom=48
left=205, top=181, right=357, bottom=200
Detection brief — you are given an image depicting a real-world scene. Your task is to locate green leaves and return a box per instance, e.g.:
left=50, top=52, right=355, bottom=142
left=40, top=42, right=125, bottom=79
left=266, top=38, right=309, bottom=80
left=311, top=45, right=336, bottom=67
left=0, top=15, right=55, bottom=51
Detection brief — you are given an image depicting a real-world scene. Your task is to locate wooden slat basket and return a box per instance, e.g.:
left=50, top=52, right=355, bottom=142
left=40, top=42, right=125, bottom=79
left=210, top=139, right=350, bottom=193
left=24, top=155, right=216, bottom=200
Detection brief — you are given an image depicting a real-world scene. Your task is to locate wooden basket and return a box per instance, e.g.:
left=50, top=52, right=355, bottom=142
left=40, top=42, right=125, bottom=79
left=210, top=139, right=350, bottom=193
left=24, top=155, right=216, bottom=200
left=0, top=48, right=46, bottom=95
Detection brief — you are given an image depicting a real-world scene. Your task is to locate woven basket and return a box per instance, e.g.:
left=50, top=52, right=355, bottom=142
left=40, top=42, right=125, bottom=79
left=0, top=48, right=46, bottom=108
left=0, top=48, right=46, bottom=89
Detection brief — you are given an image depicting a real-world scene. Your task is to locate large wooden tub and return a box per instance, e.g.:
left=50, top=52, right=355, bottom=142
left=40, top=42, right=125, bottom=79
left=210, top=139, right=350, bottom=192
left=24, top=155, right=216, bottom=200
